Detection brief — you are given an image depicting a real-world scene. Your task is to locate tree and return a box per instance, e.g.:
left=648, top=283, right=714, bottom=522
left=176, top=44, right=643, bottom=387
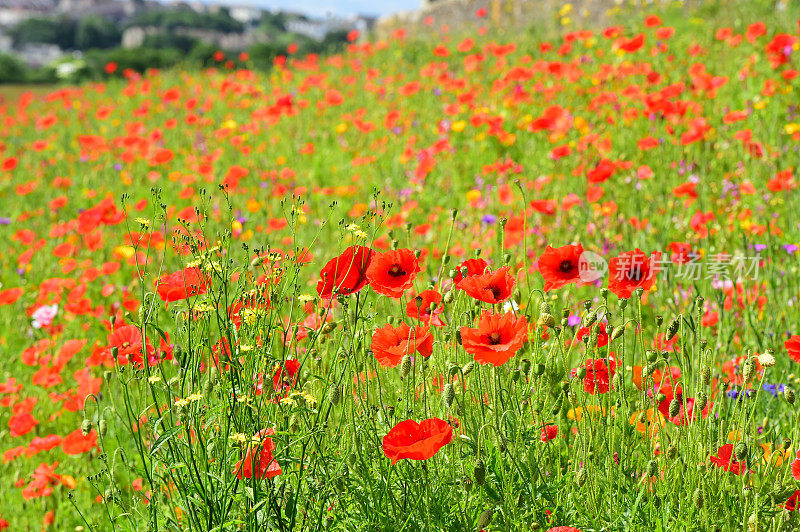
left=75, top=16, right=122, bottom=50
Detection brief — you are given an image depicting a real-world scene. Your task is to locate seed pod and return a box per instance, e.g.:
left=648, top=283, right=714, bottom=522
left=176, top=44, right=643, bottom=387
left=443, top=289, right=455, bottom=304
left=540, top=301, right=552, bottom=315
left=585, top=310, right=597, bottom=327
left=619, top=298, right=628, bottom=310
left=575, top=468, right=587, bottom=487
left=668, top=399, right=680, bottom=418
left=473, top=459, right=486, bottom=486
left=81, top=419, right=92, bottom=436
left=443, top=383, right=455, bottom=408
left=477, top=508, right=493, bottom=529
left=665, top=316, right=680, bottom=341
left=520, top=359, right=531, bottom=376
left=646, top=350, right=658, bottom=363
left=642, top=362, right=657, bottom=380
left=534, top=363, right=545, bottom=376
left=400, top=355, right=412, bottom=379
left=693, top=488, right=703, bottom=509
left=98, top=419, right=108, bottom=438
left=783, top=438, right=792, bottom=450
left=735, top=442, right=748, bottom=462
left=655, top=315, right=663, bottom=327
left=575, top=367, right=587, bottom=380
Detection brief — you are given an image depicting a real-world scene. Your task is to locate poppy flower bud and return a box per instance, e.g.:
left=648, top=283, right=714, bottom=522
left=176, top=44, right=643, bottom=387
left=575, top=468, right=587, bottom=487
left=503, top=253, right=512, bottom=264
left=693, top=488, right=703, bottom=509
left=735, top=442, right=748, bottom=462
left=642, top=363, right=657, bottom=380
left=540, top=302, right=552, bottom=315
left=451, top=209, right=458, bottom=220
left=665, top=316, right=680, bottom=341
left=696, top=392, right=708, bottom=411
left=462, top=361, right=475, bottom=376
left=611, top=326, right=625, bottom=341
left=575, top=367, right=587, bottom=380
left=448, top=268, right=458, bottom=279
left=473, top=459, right=486, bottom=486
left=700, top=365, right=711, bottom=385
left=321, top=321, right=338, bottom=335
left=534, top=363, right=545, bottom=376
left=585, top=311, right=597, bottom=327
left=520, top=359, right=531, bottom=376
left=462, top=476, right=473, bottom=493
left=443, top=289, right=455, bottom=304
left=666, top=444, right=677, bottom=460
left=81, top=419, right=92, bottom=436
left=785, top=388, right=795, bottom=405
left=538, top=313, right=555, bottom=329
left=477, top=509, right=493, bottom=529
left=443, top=383, right=455, bottom=408
left=455, top=329, right=462, bottom=345
left=647, top=459, right=658, bottom=477
left=513, top=290, right=521, bottom=305
left=637, top=411, right=647, bottom=424
left=328, top=384, right=341, bottom=406
left=742, top=357, right=756, bottom=384
left=98, top=419, right=108, bottom=438
left=695, top=295, right=705, bottom=311
left=668, top=399, right=680, bottom=418
left=400, top=355, right=412, bottom=378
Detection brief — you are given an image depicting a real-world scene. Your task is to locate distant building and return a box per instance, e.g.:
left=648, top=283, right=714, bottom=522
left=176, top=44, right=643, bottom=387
left=286, top=14, right=375, bottom=41
left=0, top=0, right=56, bottom=26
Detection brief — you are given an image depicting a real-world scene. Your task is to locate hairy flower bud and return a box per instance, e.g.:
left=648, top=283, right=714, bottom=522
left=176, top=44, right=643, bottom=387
left=473, top=459, right=486, bottom=486
left=328, top=384, right=341, bottom=406
left=400, top=355, right=412, bottom=379
left=477, top=509, right=493, bottom=529
left=668, top=399, right=680, bottom=419
left=575, top=468, right=587, bottom=487
left=665, top=316, right=680, bottom=341
left=700, top=365, right=711, bottom=386
left=647, top=459, right=658, bottom=477
left=785, top=388, right=796, bottom=405
left=98, top=419, right=107, bottom=438
left=735, top=442, right=748, bottom=462
left=81, top=419, right=92, bottom=436
left=443, top=383, right=455, bottom=408
left=462, top=361, right=475, bottom=376
left=693, top=488, right=703, bottom=509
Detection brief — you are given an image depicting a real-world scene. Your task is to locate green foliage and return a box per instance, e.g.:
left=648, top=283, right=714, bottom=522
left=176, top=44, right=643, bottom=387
left=0, top=54, right=29, bottom=83
left=9, top=16, right=77, bottom=49
left=128, top=8, right=245, bottom=33
left=74, top=15, right=122, bottom=51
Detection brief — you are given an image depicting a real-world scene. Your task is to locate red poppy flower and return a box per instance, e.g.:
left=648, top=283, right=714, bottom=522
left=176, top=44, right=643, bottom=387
left=655, top=385, right=712, bottom=425
left=366, top=249, right=422, bottom=298
left=576, top=322, right=608, bottom=347
left=457, top=266, right=515, bottom=304
left=784, top=490, right=800, bottom=512
left=62, top=428, right=97, bottom=455
left=156, top=267, right=208, bottom=306
left=371, top=323, right=433, bottom=367
left=460, top=311, right=528, bottom=366
left=235, top=428, right=282, bottom=479
left=317, top=245, right=373, bottom=298
left=538, top=244, right=585, bottom=291
left=785, top=335, right=800, bottom=363
left=546, top=528, right=581, bottom=532
left=710, top=444, right=748, bottom=475
left=406, top=290, right=444, bottom=326
left=607, top=249, right=661, bottom=299
left=452, top=258, right=488, bottom=284
left=572, top=356, right=617, bottom=394
left=792, top=450, right=800, bottom=480
left=382, top=418, right=453, bottom=465
left=540, top=424, right=558, bottom=442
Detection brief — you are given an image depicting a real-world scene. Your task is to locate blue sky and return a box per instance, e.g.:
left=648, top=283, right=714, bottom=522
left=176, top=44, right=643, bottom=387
left=196, top=0, right=420, bottom=17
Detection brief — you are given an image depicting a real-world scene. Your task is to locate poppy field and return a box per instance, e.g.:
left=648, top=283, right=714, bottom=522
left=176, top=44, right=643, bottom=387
left=4, top=0, right=800, bottom=530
